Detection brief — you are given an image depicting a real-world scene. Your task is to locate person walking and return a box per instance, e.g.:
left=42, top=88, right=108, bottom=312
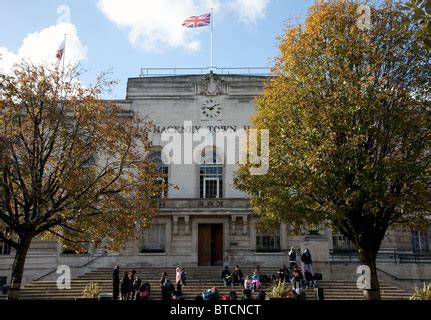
left=160, top=272, right=173, bottom=300
left=175, top=267, right=183, bottom=295
left=112, top=265, right=120, bottom=301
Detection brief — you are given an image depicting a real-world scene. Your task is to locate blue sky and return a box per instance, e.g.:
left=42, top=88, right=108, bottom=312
left=0, top=0, right=315, bottom=98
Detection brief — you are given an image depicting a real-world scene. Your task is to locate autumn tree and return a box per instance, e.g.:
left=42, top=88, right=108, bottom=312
left=235, top=0, right=431, bottom=300
left=402, top=0, right=431, bottom=48
left=0, top=63, right=162, bottom=299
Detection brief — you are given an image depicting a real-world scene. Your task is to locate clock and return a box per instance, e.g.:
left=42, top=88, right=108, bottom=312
left=201, top=99, right=222, bottom=120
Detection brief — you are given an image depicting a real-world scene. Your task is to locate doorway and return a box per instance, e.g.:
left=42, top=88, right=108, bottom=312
left=198, top=224, right=223, bottom=266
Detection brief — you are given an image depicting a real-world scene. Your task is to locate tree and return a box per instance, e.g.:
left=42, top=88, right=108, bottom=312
left=0, top=63, right=162, bottom=299
left=402, top=0, right=431, bottom=49
left=235, top=0, right=431, bottom=300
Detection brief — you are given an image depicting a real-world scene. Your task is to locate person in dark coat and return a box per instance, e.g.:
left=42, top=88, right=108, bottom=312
left=121, top=271, right=130, bottom=300
left=160, top=272, right=172, bottom=300
left=291, top=266, right=304, bottom=289
left=129, top=269, right=137, bottom=300
left=232, top=266, right=244, bottom=285
left=112, top=265, right=120, bottom=301
left=301, top=249, right=313, bottom=273
left=277, top=264, right=289, bottom=283
left=221, top=266, right=232, bottom=286
left=288, top=247, right=297, bottom=271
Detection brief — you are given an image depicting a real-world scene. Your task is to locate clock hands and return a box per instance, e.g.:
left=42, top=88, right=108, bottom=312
left=202, top=100, right=221, bottom=118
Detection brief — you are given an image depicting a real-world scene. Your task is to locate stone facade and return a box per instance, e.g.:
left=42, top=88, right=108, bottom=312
left=0, top=72, right=430, bottom=287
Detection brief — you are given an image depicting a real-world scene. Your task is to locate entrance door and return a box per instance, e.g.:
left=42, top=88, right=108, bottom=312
left=203, top=178, right=219, bottom=199
left=198, top=224, right=223, bottom=266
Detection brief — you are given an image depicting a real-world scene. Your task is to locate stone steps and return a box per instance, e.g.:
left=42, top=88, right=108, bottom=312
left=18, top=266, right=412, bottom=300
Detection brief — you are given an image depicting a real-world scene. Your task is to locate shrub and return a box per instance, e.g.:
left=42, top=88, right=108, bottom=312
left=410, top=283, right=431, bottom=300
left=82, top=282, right=102, bottom=299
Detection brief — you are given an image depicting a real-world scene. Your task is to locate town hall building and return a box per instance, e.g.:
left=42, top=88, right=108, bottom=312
left=0, top=70, right=430, bottom=288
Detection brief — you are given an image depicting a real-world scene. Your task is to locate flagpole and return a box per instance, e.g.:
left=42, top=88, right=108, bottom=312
left=210, top=8, right=214, bottom=70
left=62, top=34, right=67, bottom=83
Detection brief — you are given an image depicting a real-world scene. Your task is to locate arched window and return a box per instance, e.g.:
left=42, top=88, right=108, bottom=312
left=199, top=147, right=223, bottom=199
left=148, top=150, right=169, bottom=198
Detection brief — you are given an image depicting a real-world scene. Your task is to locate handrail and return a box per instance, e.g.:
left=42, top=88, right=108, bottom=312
left=330, top=249, right=431, bottom=264
left=139, top=67, right=270, bottom=77
left=32, top=250, right=108, bottom=282
left=77, top=250, right=108, bottom=268
left=377, top=267, right=431, bottom=282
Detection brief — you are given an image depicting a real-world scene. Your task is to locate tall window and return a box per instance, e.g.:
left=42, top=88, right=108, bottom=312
left=0, top=228, right=12, bottom=255
left=148, top=150, right=169, bottom=198
left=256, top=229, right=281, bottom=252
left=0, top=276, right=7, bottom=289
left=412, top=230, right=430, bottom=254
left=0, top=242, right=11, bottom=255
left=200, top=148, right=223, bottom=199
left=141, top=224, right=166, bottom=253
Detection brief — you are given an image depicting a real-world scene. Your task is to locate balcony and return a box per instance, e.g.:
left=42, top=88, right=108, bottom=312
left=158, top=198, right=251, bottom=212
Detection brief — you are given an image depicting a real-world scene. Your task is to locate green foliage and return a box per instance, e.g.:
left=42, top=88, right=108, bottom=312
left=402, top=0, right=431, bottom=48
left=235, top=0, right=431, bottom=299
left=82, top=282, right=102, bottom=299
left=0, top=62, right=163, bottom=298
left=270, top=281, right=290, bottom=298
left=410, top=283, right=431, bottom=300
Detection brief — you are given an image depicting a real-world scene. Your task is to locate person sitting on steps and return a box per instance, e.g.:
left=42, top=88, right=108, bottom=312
left=232, top=266, right=244, bottom=286
left=221, top=265, right=232, bottom=286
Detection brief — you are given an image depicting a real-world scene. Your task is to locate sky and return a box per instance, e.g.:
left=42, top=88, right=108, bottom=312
left=0, top=0, right=315, bottom=99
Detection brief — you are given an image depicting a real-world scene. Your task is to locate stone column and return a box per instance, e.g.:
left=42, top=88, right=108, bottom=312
left=184, top=215, right=190, bottom=235
left=242, top=215, right=248, bottom=235
left=173, top=216, right=179, bottom=235
left=231, top=215, right=237, bottom=235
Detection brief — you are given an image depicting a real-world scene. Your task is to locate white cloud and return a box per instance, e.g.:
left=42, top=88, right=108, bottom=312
left=231, top=0, right=271, bottom=24
left=97, top=0, right=270, bottom=52
left=0, top=22, right=87, bottom=74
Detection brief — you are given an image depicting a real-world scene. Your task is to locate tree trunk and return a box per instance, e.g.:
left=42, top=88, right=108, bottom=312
left=358, top=247, right=381, bottom=300
left=8, top=237, right=32, bottom=300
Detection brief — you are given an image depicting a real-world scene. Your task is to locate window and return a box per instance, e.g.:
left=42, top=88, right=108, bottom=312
left=0, top=276, right=7, bottom=289
left=332, top=234, right=354, bottom=252
left=148, top=150, right=169, bottom=198
left=141, top=224, right=165, bottom=253
left=412, top=231, right=430, bottom=254
left=199, top=148, right=223, bottom=199
left=0, top=228, right=12, bottom=255
left=256, top=230, right=280, bottom=252
left=0, top=242, right=11, bottom=255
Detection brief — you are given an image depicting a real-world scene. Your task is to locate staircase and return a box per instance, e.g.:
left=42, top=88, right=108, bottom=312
left=18, top=266, right=411, bottom=300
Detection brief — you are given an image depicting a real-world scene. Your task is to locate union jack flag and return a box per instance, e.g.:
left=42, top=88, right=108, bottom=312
left=182, top=13, right=211, bottom=28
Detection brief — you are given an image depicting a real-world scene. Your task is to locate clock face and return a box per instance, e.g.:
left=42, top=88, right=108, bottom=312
left=201, top=99, right=222, bottom=119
